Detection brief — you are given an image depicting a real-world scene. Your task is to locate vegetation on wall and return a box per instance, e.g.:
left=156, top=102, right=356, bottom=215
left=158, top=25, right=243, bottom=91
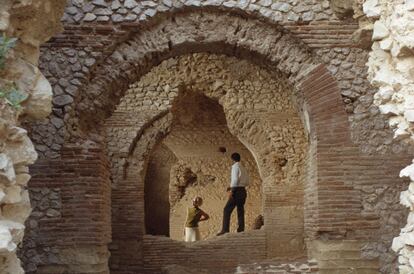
left=0, top=34, right=17, bottom=69
left=0, top=83, right=28, bottom=109
left=0, top=34, right=28, bottom=109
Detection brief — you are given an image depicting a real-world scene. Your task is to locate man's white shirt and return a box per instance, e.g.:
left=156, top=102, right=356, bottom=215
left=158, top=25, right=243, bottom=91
left=230, top=162, right=249, bottom=187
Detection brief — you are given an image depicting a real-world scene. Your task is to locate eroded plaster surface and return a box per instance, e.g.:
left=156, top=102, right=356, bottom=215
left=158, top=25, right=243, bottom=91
left=0, top=1, right=65, bottom=273
left=363, top=1, right=414, bottom=272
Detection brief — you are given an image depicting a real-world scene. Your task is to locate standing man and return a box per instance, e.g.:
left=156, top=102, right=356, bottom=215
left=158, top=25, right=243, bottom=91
left=217, top=152, right=249, bottom=236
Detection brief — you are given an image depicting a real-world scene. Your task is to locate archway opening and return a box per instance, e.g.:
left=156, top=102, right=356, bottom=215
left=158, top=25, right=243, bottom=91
left=144, top=143, right=177, bottom=237
left=20, top=4, right=413, bottom=274
left=105, top=53, right=310, bottom=272
left=144, top=92, right=263, bottom=239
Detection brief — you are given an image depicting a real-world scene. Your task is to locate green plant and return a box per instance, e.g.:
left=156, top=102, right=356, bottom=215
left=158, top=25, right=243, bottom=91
left=0, top=34, right=18, bottom=69
left=0, top=34, right=24, bottom=109
left=0, top=84, right=28, bottom=109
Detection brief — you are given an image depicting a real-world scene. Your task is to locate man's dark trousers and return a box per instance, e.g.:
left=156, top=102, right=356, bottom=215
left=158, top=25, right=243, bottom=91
left=222, top=187, right=247, bottom=233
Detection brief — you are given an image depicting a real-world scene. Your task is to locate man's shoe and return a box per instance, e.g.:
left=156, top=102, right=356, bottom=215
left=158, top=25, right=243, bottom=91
left=216, top=231, right=227, bottom=236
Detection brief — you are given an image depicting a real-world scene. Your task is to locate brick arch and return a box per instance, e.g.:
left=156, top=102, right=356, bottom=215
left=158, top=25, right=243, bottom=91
left=103, top=49, right=354, bottom=272
left=68, top=9, right=326, bottom=138
left=21, top=2, right=413, bottom=272
left=114, top=90, right=302, bottom=273
left=26, top=8, right=376, bottom=274
left=123, top=87, right=285, bottom=183
left=109, top=112, right=172, bottom=273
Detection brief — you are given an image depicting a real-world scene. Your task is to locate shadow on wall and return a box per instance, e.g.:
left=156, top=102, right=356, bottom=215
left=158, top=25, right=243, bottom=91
left=145, top=143, right=177, bottom=237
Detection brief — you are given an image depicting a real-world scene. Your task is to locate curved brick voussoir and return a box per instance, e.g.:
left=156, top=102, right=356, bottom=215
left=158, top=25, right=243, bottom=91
left=69, top=10, right=319, bottom=139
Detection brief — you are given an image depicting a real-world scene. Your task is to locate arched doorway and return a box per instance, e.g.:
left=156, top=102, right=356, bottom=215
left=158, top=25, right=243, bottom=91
left=22, top=5, right=410, bottom=274
left=144, top=143, right=177, bottom=237
left=143, top=92, right=263, bottom=240
left=105, top=53, right=308, bottom=272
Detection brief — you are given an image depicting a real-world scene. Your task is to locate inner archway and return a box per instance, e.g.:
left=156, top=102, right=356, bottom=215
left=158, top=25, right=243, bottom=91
left=144, top=143, right=177, bottom=237
left=144, top=92, right=263, bottom=240
left=18, top=3, right=412, bottom=274
left=106, top=53, right=309, bottom=272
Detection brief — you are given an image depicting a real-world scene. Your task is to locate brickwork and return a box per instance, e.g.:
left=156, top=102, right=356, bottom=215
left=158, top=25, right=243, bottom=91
left=143, top=232, right=266, bottom=273
left=156, top=92, right=264, bottom=240
left=30, top=3, right=404, bottom=158
left=363, top=1, right=414, bottom=272
left=301, top=64, right=410, bottom=272
left=20, top=145, right=111, bottom=273
left=24, top=52, right=411, bottom=274
left=28, top=1, right=398, bottom=156
left=18, top=1, right=413, bottom=273
left=92, top=53, right=409, bottom=273
left=31, top=6, right=326, bottom=148
left=95, top=53, right=306, bottom=272
left=0, top=2, right=66, bottom=273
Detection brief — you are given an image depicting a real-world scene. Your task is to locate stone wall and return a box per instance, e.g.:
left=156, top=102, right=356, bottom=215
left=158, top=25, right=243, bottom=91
left=60, top=0, right=337, bottom=25
left=143, top=232, right=266, bottom=273
left=156, top=91, right=263, bottom=240
left=168, top=154, right=262, bottom=241
left=363, top=0, right=414, bottom=273
left=0, top=1, right=65, bottom=273
left=101, top=53, right=308, bottom=272
left=299, top=63, right=410, bottom=273
left=16, top=0, right=414, bottom=273
left=99, top=52, right=409, bottom=272
left=19, top=145, right=112, bottom=274
left=30, top=0, right=361, bottom=150
left=29, top=0, right=403, bottom=157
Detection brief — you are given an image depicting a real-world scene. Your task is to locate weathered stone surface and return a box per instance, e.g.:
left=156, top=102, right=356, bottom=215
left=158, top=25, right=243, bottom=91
left=112, top=0, right=121, bottom=10
left=363, top=0, right=381, bottom=18
left=10, top=0, right=414, bottom=273
left=372, top=21, right=389, bottom=41
left=53, top=95, right=73, bottom=107
left=330, top=0, right=354, bottom=19
left=92, top=0, right=107, bottom=8
left=124, top=0, right=139, bottom=9
left=366, top=2, right=414, bottom=272
left=46, top=208, right=60, bottom=218
left=0, top=153, right=15, bottom=183
left=58, top=0, right=339, bottom=25
left=84, top=12, right=97, bottom=21
left=22, top=66, right=53, bottom=119
left=0, top=225, right=15, bottom=252
left=0, top=0, right=65, bottom=273
left=101, top=52, right=311, bottom=272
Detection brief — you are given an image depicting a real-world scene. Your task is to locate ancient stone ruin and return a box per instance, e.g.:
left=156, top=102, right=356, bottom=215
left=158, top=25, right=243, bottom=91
left=1, top=0, right=414, bottom=273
